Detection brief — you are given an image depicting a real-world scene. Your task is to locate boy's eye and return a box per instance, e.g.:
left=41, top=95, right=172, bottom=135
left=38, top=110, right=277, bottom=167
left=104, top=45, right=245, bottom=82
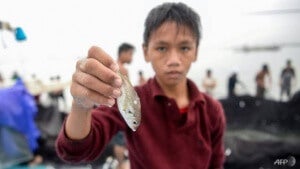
left=157, top=47, right=166, bottom=52
left=181, top=46, right=190, bottom=52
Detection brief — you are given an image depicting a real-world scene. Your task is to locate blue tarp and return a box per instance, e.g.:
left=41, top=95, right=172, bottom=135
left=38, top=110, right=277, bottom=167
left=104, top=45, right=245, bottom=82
left=15, top=27, right=27, bottom=41
left=0, top=126, right=33, bottom=168
left=0, top=79, right=40, bottom=151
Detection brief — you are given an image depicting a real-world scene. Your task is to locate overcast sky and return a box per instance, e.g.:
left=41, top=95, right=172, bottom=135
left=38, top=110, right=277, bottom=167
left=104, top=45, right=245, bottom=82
left=1, top=0, right=300, bottom=99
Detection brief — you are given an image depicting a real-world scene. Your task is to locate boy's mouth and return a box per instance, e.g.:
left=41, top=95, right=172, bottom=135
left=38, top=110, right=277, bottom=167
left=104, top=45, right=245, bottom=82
left=165, top=70, right=182, bottom=79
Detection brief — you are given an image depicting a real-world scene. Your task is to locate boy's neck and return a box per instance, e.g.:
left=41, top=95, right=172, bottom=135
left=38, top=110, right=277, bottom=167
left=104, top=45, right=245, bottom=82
left=157, top=77, right=189, bottom=108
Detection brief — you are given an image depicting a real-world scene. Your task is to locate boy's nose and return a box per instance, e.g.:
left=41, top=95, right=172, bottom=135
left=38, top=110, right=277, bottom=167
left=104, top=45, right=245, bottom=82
left=166, top=50, right=180, bottom=67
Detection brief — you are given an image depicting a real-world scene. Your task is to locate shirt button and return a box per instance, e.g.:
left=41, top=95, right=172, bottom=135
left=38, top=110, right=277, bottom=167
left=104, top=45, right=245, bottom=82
left=167, top=102, right=171, bottom=106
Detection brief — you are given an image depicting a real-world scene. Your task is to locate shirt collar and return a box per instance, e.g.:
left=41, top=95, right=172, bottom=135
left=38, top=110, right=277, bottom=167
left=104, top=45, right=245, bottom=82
left=149, top=76, right=206, bottom=104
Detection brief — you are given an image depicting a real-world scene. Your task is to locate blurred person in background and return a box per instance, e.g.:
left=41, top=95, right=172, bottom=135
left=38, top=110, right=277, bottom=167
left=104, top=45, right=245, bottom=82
left=54, top=76, right=66, bottom=102
left=228, top=72, right=247, bottom=98
left=202, top=69, right=217, bottom=96
left=48, top=75, right=67, bottom=112
left=11, top=71, right=21, bottom=81
left=280, top=59, right=296, bottom=101
left=27, top=74, right=44, bottom=104
left=106, top=43, right=135, bottom=169
left=138, top=70, right=147, bottom=86
left=228, top=72, right=238, bottom=98
left=117, top=43, right=135, bottom=76
left=255, top=64, right=272, bottom=99
left=0, top=72, right=4, bottom=87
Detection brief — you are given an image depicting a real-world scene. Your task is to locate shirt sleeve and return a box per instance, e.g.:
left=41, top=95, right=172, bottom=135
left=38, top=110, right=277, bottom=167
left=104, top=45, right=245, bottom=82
left=55, top=105, right=127, bottom=163
left=209, top=102, right=226, bottom=169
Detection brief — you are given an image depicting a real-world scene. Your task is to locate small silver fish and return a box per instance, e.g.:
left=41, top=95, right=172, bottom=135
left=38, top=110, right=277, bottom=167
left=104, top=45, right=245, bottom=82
left=117, top=72, right=141, bottom=131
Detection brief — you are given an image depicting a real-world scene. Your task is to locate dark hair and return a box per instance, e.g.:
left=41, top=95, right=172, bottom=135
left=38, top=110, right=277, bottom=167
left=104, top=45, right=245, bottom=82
left=118, top=43, right=134, bottom=56
left=143, top=2, right=202, bottom=46
left=262, top=64, right=269, bottom=72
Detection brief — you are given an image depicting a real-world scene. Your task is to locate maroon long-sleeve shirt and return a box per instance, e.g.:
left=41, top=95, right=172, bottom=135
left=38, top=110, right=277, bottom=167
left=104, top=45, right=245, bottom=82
left=56, top=77, right=226, bottom=169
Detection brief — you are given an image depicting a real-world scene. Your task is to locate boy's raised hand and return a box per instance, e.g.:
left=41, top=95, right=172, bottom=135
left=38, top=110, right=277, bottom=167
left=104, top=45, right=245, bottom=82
left=71, top=46, right=122, bottom=110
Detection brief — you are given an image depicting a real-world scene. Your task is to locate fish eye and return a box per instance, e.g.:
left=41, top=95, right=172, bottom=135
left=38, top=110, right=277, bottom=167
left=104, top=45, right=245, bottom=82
left=128, top=110, right=133, bottom=114
left=133, top=121, right=137, bottom=125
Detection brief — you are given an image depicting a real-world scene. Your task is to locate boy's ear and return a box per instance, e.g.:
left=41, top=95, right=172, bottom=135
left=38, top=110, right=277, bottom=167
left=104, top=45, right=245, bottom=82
left=192, top=47, right=199, bottom=62
left=143, top=44, right=150, bottom=62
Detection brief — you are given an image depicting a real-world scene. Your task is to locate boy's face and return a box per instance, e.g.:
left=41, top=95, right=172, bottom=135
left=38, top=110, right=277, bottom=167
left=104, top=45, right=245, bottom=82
left=143, top=21, right=198, bottom=86
left=120, top=49, right=134, bottom=64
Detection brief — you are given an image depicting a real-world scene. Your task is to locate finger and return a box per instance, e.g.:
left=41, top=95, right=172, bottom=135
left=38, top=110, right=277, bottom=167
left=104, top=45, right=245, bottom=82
left=87, top=46, right=119, bottom=72
left=76, top=58, right=122, bottom=88
left=71, top=82, right=115, bottom=107
left=72, top=70, right=121, bottom=98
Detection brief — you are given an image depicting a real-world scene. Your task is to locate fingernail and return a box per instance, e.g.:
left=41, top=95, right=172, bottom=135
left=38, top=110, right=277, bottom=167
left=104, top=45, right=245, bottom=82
left=114, top=78, right=122, bottom=87
left=80, top=59, right=87, bottom=70
left=112, top=89, right=121, bottom=98
left=110, top=63, right=119, bottom=72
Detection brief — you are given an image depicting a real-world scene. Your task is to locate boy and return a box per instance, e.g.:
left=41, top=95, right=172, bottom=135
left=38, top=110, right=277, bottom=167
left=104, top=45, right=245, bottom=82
left=56, top=2, right=225, bottom=169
